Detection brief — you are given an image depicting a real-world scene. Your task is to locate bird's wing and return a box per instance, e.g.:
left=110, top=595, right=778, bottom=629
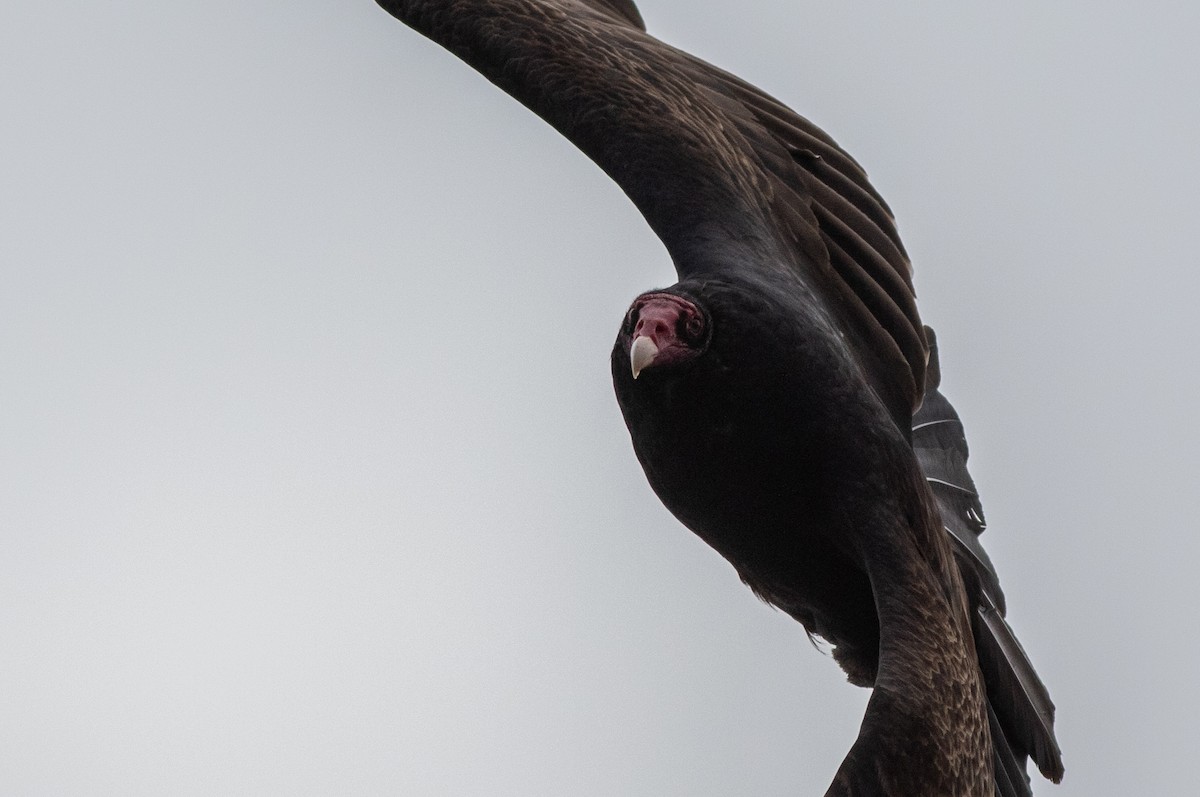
left=378, top=0, right=927, bottom=416
left=914, top=328, right=1064, bottom=789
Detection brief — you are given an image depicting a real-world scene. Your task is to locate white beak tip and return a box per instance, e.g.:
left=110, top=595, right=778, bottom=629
left=630, top=336, right=659, bottom=379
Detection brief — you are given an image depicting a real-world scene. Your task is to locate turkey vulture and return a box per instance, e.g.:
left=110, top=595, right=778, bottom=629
left=376, top=1, right=1063, bottom=794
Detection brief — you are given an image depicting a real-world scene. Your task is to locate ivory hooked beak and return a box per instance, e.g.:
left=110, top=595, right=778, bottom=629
left=630, top=335, right=659, bottom=379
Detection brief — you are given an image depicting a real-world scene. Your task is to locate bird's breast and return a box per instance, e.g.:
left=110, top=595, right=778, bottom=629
left=610, top=277, right=909, bottom=642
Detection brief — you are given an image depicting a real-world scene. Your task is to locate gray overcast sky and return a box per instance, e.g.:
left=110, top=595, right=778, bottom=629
left=3, top=1, right=1197, bottom=795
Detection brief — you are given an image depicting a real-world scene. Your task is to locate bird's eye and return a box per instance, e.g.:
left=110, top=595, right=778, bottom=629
left=684, top=315, right=704, bottom=341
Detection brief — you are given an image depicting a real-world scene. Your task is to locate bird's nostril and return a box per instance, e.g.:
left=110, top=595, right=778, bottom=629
left=634, top=309, right=681, bottom=346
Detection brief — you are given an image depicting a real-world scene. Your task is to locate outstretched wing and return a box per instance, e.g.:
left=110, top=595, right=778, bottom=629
left=378, top=0, right=926, bottom=417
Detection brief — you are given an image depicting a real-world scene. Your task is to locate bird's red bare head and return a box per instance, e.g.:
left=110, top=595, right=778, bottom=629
left=624, top=292, right=708, bottom=379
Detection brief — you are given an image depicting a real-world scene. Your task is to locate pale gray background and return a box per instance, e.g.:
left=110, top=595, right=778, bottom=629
left=2, top=1, right=1196, bottom=795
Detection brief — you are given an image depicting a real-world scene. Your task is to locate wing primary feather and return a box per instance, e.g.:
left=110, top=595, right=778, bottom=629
left=928, top=477, right=982, bottom=494
left=912, top=418, right=960, bottom=432
left=988, top=700, right=1034, bottom=797
left=977, top=600, right=1065, bottom=782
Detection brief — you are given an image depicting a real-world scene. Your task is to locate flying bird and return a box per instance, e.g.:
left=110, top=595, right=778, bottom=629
left=376, top=1, right=1063, bottom=794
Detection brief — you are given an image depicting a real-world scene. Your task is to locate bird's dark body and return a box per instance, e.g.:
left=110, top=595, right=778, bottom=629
left=378, top=1, right=1063, bottom=794
left=615, top=273, right=998, bottom=794
left=612, top=275, right=886, bottom=674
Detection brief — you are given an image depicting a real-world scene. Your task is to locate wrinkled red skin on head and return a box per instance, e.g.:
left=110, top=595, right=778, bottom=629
left=627, top=292, right=707, bottom=373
